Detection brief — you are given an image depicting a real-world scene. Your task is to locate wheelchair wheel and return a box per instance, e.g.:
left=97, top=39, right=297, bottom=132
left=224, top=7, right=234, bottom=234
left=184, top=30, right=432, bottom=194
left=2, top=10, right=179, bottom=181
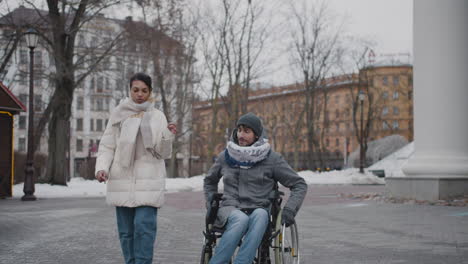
left=200, top=238, right=212, bottom=264
left=274, top=211, right=300, bottom=264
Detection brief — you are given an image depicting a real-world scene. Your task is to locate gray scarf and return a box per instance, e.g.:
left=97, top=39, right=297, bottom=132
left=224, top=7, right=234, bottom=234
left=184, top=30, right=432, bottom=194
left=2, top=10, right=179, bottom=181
left=109, top=98, right=154, bottom=168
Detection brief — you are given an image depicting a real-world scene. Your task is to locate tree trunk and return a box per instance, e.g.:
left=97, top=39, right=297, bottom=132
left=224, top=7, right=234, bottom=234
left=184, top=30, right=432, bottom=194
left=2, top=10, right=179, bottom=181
left=168, top=147, right=178, bottom=178
left=45, top=80, right=73, bottom=185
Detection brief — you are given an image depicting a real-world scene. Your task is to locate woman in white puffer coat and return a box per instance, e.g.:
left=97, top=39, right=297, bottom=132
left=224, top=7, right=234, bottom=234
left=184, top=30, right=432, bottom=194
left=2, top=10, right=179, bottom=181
left=95, top=72, right=176, bottom=264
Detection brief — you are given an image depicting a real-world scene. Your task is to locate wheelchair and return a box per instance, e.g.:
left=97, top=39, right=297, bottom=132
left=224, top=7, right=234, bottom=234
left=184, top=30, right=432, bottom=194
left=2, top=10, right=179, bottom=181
left=200, top=189, right=300, bottom=264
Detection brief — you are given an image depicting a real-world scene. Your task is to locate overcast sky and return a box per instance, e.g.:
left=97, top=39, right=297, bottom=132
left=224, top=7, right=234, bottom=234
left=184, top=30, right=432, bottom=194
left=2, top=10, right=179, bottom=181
left=1, top=0, right=413, bottom=55
left=1, top=0, right=413, bottom=86
left=328, top=0, right=413, bottom=56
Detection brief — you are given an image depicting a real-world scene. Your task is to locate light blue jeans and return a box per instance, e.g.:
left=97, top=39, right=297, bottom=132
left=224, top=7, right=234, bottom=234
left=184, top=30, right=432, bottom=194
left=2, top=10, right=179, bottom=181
left=116, top=206, right=158, bottom=264
left=209, top=208, right=269, bottom=264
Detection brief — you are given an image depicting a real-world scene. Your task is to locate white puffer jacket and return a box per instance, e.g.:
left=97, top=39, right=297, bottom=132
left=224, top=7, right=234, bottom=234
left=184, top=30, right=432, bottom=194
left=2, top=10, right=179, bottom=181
left=95, top=107, right=174, bottom=208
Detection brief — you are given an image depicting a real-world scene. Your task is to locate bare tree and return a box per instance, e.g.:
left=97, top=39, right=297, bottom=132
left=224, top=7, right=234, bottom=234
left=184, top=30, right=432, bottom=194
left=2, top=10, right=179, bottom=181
left=195, top=2, right=227, bottom=167
left=343, top=44, right=413, bottom=169
left=288, top=0, right=345, bottom=169
left=129, top=0, right=198, bottom=177
left=0, top=1, right=123, bottom=185
left=220, top=0, right=270, bottom=133
left=0, top=29, right=21, bottom=78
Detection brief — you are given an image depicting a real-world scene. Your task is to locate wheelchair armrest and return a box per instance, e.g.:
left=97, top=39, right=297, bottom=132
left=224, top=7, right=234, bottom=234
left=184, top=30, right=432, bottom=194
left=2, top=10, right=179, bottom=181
left=268, top=190, right=284, bottom=201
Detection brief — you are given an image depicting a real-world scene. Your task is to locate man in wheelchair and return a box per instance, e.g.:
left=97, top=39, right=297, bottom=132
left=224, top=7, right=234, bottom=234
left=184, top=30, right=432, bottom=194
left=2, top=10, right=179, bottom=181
left=203, top=113, right=308, bottom=264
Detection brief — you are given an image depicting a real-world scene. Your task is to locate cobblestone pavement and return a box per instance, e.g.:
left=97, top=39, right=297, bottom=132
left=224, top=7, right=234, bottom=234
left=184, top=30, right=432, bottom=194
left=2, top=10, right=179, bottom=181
left=1, top=185, right=468, bottom=264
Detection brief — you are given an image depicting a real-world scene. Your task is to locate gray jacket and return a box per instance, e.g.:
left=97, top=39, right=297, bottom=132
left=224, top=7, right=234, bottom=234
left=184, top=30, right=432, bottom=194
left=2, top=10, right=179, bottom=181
left=204, top=150, right=308, bottom=227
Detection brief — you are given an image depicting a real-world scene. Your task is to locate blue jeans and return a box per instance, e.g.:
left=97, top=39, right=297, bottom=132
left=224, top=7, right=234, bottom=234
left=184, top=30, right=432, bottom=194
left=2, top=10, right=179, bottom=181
left=116, top=206, right=158, bottom=264
left=209, top=208, right=269, bottom=264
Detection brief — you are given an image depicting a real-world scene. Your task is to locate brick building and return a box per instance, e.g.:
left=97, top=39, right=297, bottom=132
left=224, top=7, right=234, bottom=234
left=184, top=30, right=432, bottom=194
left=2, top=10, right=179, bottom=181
left=192, top=64, right=413, bottom=173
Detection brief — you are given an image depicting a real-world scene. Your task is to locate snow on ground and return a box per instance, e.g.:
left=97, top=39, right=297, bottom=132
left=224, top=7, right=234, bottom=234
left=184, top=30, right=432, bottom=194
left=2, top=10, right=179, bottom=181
left=12, top=168, right=384, bottom=199
left=368, top=142, right=414, bottom=177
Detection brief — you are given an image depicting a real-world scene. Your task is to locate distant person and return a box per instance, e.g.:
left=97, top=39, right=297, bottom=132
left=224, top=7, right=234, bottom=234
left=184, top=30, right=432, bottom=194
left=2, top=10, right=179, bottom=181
left=95, top=72, right=177, bottom=264
left=204, top=112, right=308, bottom=264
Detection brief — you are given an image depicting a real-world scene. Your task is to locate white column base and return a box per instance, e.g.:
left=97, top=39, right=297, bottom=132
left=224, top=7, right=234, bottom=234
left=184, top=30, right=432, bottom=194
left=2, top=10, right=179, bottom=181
left=402, top=152, right=468, bottom=178
left=386, top=177, right=468, bottom=201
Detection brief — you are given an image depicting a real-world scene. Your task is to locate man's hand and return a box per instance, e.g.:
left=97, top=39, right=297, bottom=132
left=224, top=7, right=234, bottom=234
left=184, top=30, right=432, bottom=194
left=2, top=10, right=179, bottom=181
left=281, top=208, right=295, bottom=227
left=95, top=170, right=108, bottom=183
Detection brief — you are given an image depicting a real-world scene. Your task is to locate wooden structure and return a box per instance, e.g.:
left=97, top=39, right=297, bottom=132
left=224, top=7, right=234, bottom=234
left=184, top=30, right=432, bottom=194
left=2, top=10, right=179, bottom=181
left=0, top=82, right=26, bottom=198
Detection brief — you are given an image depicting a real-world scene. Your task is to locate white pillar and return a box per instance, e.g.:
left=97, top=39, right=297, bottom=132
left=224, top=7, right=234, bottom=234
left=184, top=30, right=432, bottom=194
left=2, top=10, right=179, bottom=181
left=387, top=0, right=468, bottom=200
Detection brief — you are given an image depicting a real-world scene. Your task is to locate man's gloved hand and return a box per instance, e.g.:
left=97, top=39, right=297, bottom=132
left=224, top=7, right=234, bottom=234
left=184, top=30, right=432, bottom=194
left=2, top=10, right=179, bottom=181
left=281, top=208, right=295, bottom=227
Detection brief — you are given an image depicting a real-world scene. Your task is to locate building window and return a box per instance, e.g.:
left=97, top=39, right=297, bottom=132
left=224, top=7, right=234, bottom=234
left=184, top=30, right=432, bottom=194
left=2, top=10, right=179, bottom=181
left=34, top=75, right=41, bottom=87
left=34, top=50, right=42, bottom=69
left=96, top=119, right=103, bottom=132
left=105, top=77, right=110, bottom=90
left=382, top=76, right=388, bottom=86
left=97, top=98, right=103, bottom=111
left=326, top=138, right=330, bottom=147
left=78, top=35, right=85, bottom=46
left=97, top=76, right=104, bottom=93
left=90, top=77, right=95, bottom=91
left=393, top=121, right=399, bottom=130
left=115, top=79, right=123, bottom=91
left=77, top=96, right=84, bottom=110
left=382, top=106, right=389, bottom=116
left=105, top=119, right=109, bottom=127
left=91, top=36, right=98, bottom=47
left=382, top=91, right=389, bottom=99
left=335, top=138, right=340, bottom=147
left=393, top=107, right=399, bottom=115
left=19, top=116, right=26, bottom=129
left=19, top=93, right=28, bottom=105
left=408, top=91, right=413, bottom=100
left=76, top=139, right=83, bottom=152
left=382, top=121, right=389, bottom=130
left=335, top=109, right=339, bottom=118
left=393, top=76, right=399, bottom=86
left=334, top=95, right=340, bottom=104
left=18, top=138, right=26, bottom=152
left=20, top=50, right=28, bottom=65
left=19, top=72, right=27, bottom=85
left=335, top=123, right=340, bottom=132
left=34, top=95, right=42, bottom=112
left=76, top=118, right=83, bottom=131
left=90, top=119, right=94, bottom=131
left=393, top=91, right=399, bottom=100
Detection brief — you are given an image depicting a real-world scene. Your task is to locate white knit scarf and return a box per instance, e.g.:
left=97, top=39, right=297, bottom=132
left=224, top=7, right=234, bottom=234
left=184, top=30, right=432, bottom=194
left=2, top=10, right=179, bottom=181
left=225, top=137, right=271, bottom=169
left=109, top=98, right=154, bottom=168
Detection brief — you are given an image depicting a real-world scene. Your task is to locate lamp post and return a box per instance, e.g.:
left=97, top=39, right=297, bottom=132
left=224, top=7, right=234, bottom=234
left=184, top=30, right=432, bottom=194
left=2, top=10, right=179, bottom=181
left=358, top=90, right=365, bottom=173
left=22, top=28, right=39, bottom=201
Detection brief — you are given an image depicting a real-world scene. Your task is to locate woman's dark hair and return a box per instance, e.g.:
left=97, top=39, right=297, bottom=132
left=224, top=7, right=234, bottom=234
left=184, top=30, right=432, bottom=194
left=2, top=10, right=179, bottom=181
left=129, top=72, right=152, bottom=91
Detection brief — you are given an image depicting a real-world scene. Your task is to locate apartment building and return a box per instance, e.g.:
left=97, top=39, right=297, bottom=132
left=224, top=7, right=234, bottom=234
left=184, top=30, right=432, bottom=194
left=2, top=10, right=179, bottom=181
left=192, top=64, right=413, bottom=171
left=0, top=6, right=192, bottom=178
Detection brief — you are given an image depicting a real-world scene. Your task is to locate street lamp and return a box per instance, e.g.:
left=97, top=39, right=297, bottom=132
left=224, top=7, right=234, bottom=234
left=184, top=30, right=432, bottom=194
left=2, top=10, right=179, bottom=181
left=358, top=90, right=365, bottom=173
left=22, top=28, right=39, bottom=201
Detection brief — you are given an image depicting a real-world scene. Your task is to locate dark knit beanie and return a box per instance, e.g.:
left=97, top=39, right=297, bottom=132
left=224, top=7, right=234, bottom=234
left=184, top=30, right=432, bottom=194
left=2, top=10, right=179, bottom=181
left=237, top=112, right=263, bottom=137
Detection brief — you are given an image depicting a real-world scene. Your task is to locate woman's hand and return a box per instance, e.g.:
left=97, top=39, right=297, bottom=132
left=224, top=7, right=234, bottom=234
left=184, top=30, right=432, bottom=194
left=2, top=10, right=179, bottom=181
left=95, top=170, right=108, bottom=183
left=167, top=123, right=177, bottom=135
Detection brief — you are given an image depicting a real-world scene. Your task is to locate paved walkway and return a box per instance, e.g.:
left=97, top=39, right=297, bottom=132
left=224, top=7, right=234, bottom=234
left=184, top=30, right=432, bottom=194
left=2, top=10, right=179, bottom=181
left=1, top=185, right=467, bottom=264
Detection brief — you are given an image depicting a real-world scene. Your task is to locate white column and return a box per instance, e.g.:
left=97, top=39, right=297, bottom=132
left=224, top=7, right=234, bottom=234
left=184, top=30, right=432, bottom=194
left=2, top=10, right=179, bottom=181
left=403, top=0, right=468, bottom=178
